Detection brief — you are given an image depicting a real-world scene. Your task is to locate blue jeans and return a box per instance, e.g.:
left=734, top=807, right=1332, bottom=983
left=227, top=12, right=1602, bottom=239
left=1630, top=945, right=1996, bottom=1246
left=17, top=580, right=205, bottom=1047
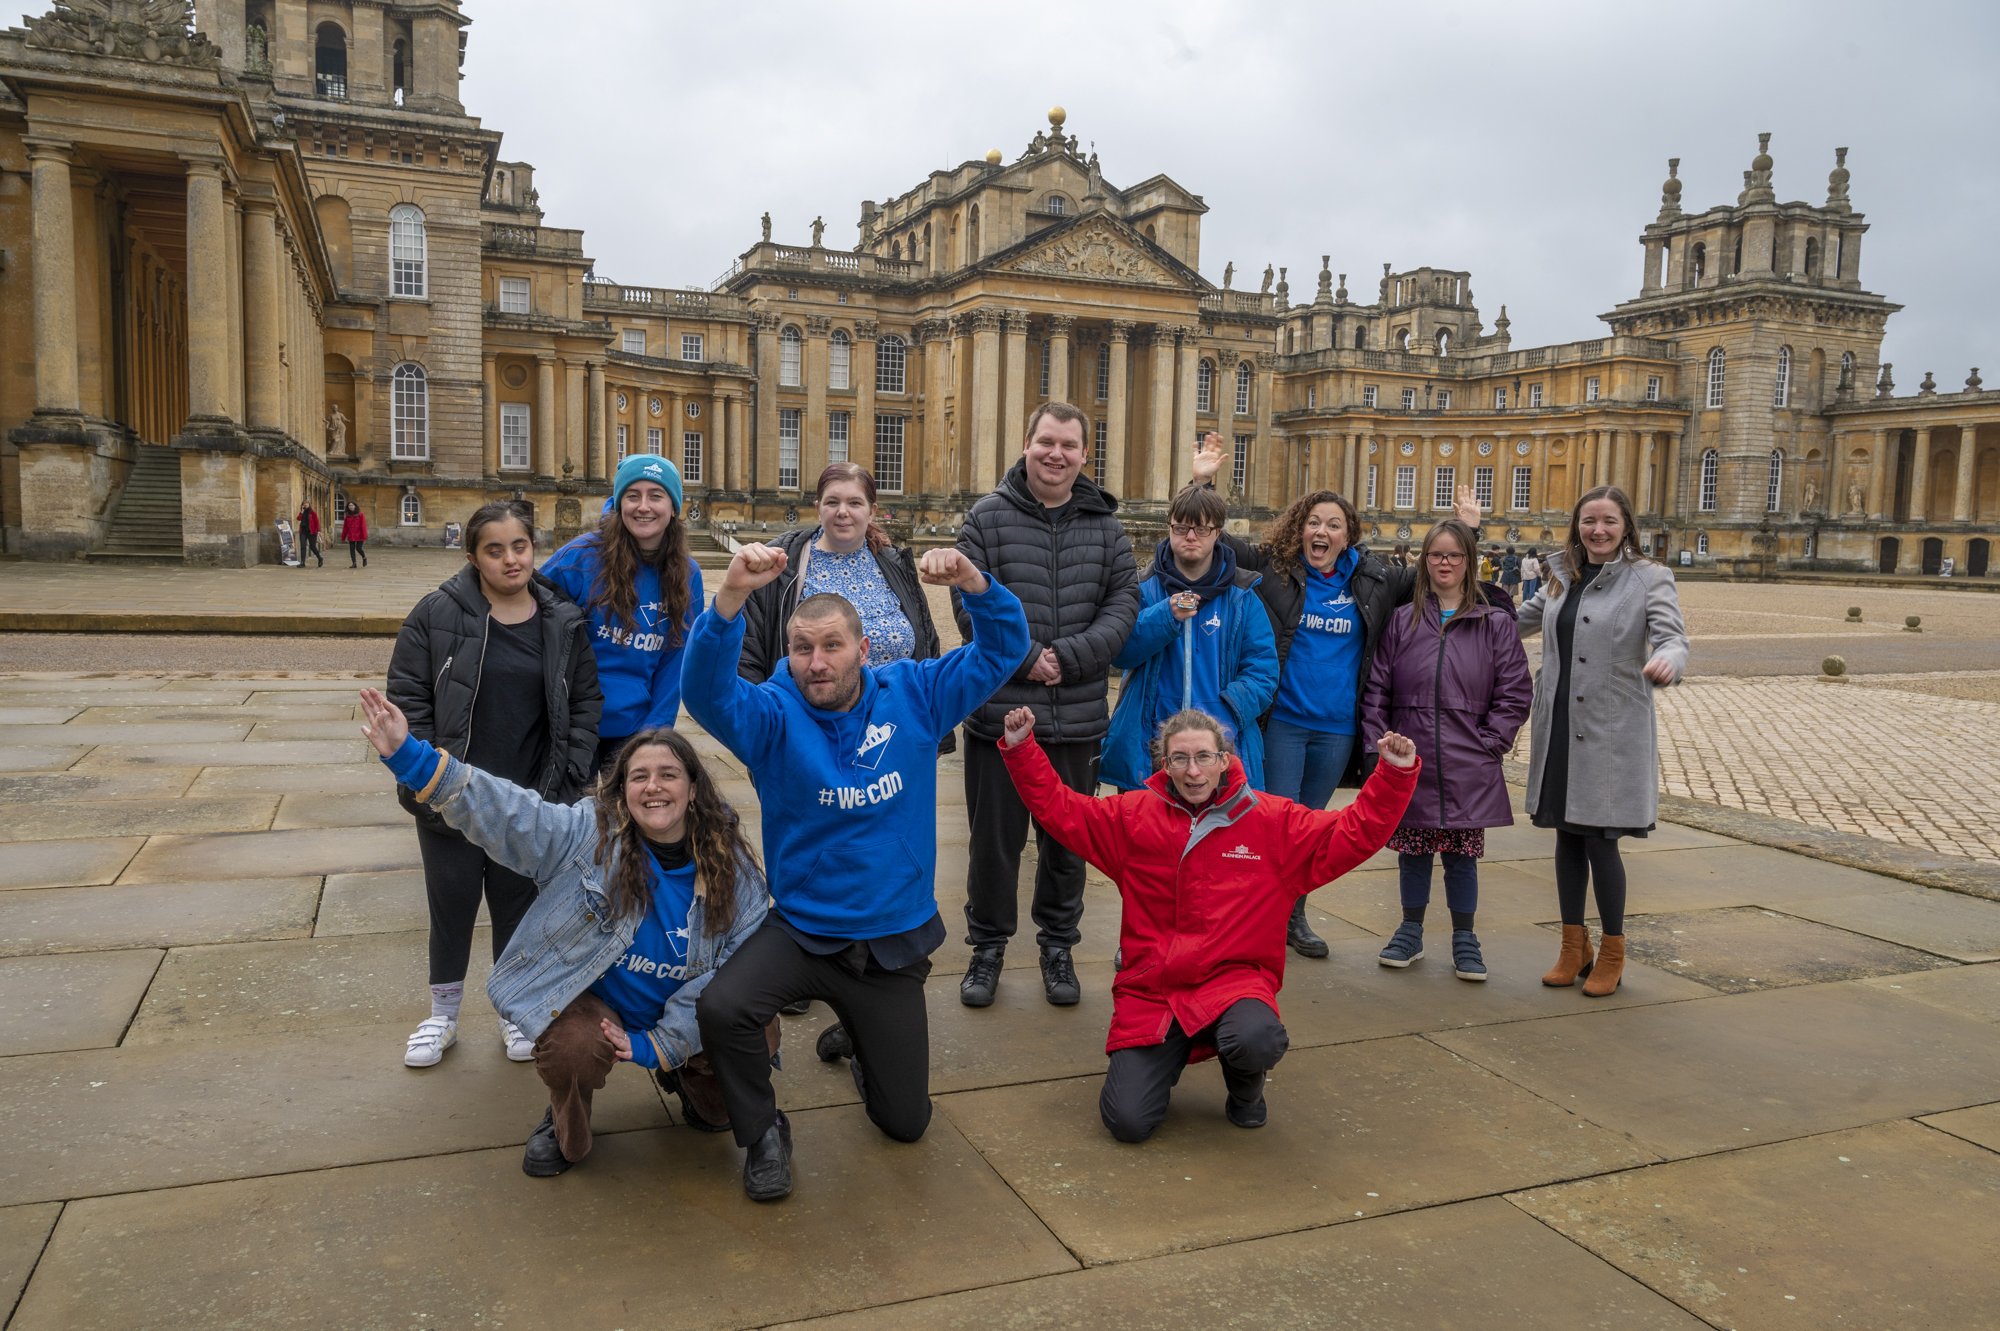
left=1398, top=852, right=1479, bottom=914
left=1521, top=578, right=1540, bottom=601
left=1261, top=718, right=1355, bottom=811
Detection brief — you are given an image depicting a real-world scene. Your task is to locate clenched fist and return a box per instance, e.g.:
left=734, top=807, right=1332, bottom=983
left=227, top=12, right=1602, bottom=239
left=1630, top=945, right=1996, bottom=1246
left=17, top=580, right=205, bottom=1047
left=1001, top=705, right=1036, bottom=748
left=1376, top=731, right=1417, bottom=769
left=918, top=547, right=989, bottom=595
left=713, top=542, right=788, bottom=620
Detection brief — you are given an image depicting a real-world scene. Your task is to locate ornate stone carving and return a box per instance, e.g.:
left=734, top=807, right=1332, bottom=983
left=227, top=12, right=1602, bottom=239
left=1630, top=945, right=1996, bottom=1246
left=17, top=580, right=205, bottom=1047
left=1108, top=319, right=1134, bottom=343
left=1967, top=367, right=1983, bottom=393
left=967, top=307, right=1003, bottom=334
left=805, top=314, right=832, bottom=337
left=1001, top=308, right=1030, bottom=335
left=752, top=311, right=781, bottom=333
left=325, top=403, right=346, bottom=452
left=1046, top=314, right=1075, bottom=337
left=23, top=0, right=221, bottom=66
left=1260, top=264, right=1273, bottom=293
left=1919, top=370, right=1936, bottom=396
left=760, top=211, right=771, bottom=242
left=810, top=216, right=825, bottom=247
left=854, top=317, right=880, bottom=341
left=1008, top=220, right=1181, bottom=287
left=1802, top=474, right=1821, bottom=511
left=914, top=317, right=949, bottom=343
left=1846, top=473, right=1866, bottom=514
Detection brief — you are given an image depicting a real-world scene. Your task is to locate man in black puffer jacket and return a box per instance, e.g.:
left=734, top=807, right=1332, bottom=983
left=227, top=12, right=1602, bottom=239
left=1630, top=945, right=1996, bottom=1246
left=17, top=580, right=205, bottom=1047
left=951, top=401, right=1140, bottom=1010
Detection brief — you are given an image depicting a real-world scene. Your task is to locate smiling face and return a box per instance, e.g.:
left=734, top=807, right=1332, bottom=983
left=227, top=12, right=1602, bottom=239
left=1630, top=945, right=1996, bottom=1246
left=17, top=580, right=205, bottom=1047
left=467, top=515, right=535, bottom=598
left=1022, top=413, right=1087, bottom=506
left=817, top=479, right=874, bottom=551
left=788, top=610, right=870, bottom=711
left=1302, top=501, right=1349, bottom=572
left=624, top=744, right=691, bottom=842
left=1576, top=497, right=1627, bottom=561
left=1164, top=726, right=1228, bottom=805
left=619, top=481, right=675, bottom=553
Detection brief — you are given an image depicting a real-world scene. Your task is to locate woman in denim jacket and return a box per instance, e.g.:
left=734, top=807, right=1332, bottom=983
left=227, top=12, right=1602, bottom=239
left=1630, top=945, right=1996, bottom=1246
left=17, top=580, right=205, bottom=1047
left=358, top=691, right=772, bottom=1177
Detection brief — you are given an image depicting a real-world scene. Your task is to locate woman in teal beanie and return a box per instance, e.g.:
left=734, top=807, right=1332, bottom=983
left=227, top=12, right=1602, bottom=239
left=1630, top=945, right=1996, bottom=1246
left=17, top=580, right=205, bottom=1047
left=542, top=454, right=704, bottom=775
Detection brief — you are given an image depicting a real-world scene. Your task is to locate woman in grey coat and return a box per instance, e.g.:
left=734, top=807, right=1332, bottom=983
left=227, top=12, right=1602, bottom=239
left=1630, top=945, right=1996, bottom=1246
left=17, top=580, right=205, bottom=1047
left=1516, top=486, right=1688, bottom=997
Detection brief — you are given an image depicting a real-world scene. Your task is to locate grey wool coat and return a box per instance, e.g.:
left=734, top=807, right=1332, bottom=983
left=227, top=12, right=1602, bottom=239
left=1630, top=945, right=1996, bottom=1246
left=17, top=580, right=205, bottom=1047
left=1517, top=548, right=1690, bottom=829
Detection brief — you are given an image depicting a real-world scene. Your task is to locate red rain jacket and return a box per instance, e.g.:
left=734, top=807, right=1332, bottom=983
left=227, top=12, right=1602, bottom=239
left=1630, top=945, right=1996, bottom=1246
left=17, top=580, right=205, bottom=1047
left=1001, top=733, right=1419, bottom=1059
left=340, top=511, right=368, bottom=542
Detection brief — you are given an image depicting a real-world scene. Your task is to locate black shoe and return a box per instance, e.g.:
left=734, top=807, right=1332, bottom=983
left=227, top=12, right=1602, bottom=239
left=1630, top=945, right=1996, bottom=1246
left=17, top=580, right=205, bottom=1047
left=522, top=1106, right=572, bottom=1176
left=742, top=1114, right=793, bottom=1202
left=960, top=944, right=1004, bottom=1007
left=1226, top=1092, right=1269, bottom=1129
left=1040, top=945, right=1081, bottom=1006
left=815, top=1022, right=852, bottom=1063
left=654, top=1066, right=729, bottom=1134
left=778, top=998, right=812, bottom=1016
left=1287, top=897, right=1329, bottom=959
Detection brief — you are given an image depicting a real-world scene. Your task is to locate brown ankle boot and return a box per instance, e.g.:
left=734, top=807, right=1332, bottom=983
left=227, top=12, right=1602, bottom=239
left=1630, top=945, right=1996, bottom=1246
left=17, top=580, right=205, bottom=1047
left=1582, top=935, right=1625, bottom=996
left=1542, top=924, right=1595, bottom=987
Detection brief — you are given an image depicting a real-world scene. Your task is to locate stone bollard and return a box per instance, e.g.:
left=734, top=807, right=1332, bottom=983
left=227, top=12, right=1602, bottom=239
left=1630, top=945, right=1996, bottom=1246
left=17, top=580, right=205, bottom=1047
left=1904, top=615, right=1922, bottom=633
left=1846, top=606, right=1863, bottom=622
left=1819, top=654, right=1849, bottom=683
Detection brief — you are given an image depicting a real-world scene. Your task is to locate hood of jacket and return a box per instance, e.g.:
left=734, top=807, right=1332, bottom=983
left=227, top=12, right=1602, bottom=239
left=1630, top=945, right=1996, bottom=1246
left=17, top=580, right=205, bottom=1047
left=996, top=456, right=1120, bottom=521
left=1150, top=537, right=1239, bottom=603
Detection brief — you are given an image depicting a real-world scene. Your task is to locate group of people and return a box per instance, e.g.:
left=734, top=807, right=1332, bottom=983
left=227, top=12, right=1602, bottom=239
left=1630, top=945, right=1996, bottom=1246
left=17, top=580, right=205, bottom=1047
left=362, top=398, right=1689, bottom=1201
left=289, top=501, right=371, bottom=569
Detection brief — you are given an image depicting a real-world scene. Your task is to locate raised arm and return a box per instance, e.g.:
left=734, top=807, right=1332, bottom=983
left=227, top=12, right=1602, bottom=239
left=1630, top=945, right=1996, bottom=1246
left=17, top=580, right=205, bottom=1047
left=1280, top=734, right=1421, bottom=891
left=912, top=550, right=1030, bottom=737
left=681, top=545, right=789, bottom=769
left=998, top=712, right=1130, bottom=874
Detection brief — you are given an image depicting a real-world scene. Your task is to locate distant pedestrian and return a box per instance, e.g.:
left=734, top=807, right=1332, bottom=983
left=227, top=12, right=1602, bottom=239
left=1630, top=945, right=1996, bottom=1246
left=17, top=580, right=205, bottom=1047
left=297, top=503, right=324, bottom=568
left=341, top=503, right=368, bottom=568
left=1500, top=546, right=1520, bottom=594
left=1519, top=549, right=1541, bottom=601
left=1517, top=487, right=1688, bottom=998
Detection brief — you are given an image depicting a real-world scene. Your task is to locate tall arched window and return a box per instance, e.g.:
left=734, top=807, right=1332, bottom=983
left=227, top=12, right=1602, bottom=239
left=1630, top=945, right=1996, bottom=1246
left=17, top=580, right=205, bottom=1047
left=876, top=334, right=906, bottom=393
left=391, top=363, right=428, bottom=459
left=1396, top=328, right=1410, bottom=352
left=1285, top=327, right=1296, bottom=354
left=779, top=326, right=802, bottom=386
left=400, top=492, right=422, bottom=526
left=1773, top=346, right=1791, bottom=407
left=828, top=329, right=851, bottom=390
left=1840, top=350, right=1854, bottom=381
left=967, top=205, right=980, bottom=260
left=1698, top=448, right=1718, bottom=511
left=1732, top=235, right=1743, bottom=273
left=1196, top=359, right=1214, bottom=412
left=389, top=204, right=426, bottom=298
left=1706, top=347, right=1726, bottom=408
left=1354, top=326, right=1366, bottom=350
left=1804, top=237, right=1820, bottom=275
left=1766, top=449, right=1783, bottom=511
left=1045, top=194, right=1065, bottom=215
left=1235, top=361, right=1252, bottom=414
left=1692, top=242, right=1707, bottom=281
left=1095, top=341, right=1110, bottom=400
left=315, top=22, right=347, bottom=99
left=1696, top=530, right=1709, bottom=555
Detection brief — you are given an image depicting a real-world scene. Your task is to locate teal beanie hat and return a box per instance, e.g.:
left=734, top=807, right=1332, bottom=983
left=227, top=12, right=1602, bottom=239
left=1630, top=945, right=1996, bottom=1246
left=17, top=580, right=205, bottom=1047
left=606, top=453, right=683, bottom=516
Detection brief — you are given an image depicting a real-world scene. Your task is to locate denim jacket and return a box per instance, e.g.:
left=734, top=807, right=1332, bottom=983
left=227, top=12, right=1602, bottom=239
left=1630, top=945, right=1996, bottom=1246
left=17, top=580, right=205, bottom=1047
left=413, top=751, right=769, bottom=1069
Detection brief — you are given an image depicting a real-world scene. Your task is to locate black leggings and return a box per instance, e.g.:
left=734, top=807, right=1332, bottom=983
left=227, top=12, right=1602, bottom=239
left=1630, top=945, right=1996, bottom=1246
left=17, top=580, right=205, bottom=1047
left=1554, top=830, right=1627, bottom=935
left=1100, top=1000, right=1288, bottom=1144
left=415, top=823, right=539, bottom=985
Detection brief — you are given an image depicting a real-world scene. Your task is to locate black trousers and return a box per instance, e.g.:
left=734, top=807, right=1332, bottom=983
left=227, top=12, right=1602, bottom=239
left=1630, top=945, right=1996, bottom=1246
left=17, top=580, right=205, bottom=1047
left=962, top=735, right=1099, bottom=950
left=1100, top=999, right=1288, bottom=1144
left=415, top=823, right=539, bottom=986
left=347, top=539, right=367, bottom=567
left=299, top=530, right=322, bottom=566
left=697, top=922, right=933, bottom=1148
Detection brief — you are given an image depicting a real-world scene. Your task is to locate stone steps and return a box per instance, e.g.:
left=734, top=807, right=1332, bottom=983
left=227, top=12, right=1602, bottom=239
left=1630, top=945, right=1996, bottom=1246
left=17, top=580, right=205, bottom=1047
left=91, top=445, right=182, bottom=562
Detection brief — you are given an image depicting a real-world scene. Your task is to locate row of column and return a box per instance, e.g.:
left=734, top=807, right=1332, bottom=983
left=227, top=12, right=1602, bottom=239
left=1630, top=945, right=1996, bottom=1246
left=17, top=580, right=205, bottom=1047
left=479, top=354, right=745, bottom=492
left=1293, top=426, right=1686, bottom=519
left=1853, top=423, right=1993, bottom=523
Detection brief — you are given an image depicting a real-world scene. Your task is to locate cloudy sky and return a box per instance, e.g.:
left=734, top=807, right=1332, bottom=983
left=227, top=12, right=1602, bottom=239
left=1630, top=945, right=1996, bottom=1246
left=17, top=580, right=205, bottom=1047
left=463, top=0, right=1997, bottom=384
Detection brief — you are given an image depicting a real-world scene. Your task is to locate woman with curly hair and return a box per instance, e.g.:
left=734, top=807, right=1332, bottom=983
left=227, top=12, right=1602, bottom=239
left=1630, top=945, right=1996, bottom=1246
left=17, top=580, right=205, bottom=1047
left=358, top=695, right=775, bottom=1178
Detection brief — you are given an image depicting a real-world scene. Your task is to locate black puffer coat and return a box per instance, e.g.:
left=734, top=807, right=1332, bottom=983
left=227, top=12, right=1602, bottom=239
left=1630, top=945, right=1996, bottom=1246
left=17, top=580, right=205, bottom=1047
left=734, top=526, right=943, bottom=683
left=387, top=564, right=603, bottom=834
left=952, top=459, right=1140, bottom=744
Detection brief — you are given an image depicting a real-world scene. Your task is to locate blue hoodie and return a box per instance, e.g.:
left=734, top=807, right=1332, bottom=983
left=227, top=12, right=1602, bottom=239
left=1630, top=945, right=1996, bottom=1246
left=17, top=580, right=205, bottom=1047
left=541, top=534, right=703, bottom=738
left=682, top=580, right=1029, bottom=940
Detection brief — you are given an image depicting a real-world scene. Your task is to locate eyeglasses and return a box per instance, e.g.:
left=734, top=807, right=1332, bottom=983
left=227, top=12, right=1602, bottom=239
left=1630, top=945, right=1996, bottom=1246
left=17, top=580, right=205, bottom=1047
left=1426, top=551, right=1467, bottom=565
left=1169, top=523, right=1221, bottom=539
left=1165, top=751, right=1225, bottom=771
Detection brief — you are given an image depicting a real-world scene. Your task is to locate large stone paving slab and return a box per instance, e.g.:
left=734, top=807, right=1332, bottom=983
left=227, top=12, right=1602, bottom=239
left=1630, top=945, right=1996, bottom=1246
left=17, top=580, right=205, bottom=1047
left=0, top=706, right=82, bottom=725
left=118, top=823, right=419, bottom=883
left=0, top=795, right=278, bottom=842
left=1507, top=843, right=1917, bottom=909
left=1310, top=861, right=1568, bottom=933
left=247, top=719, right=367, bottom=741
left=68, top=704, right=355, bottom=724
left=0, top=950, right=161, bottom=1056
left=1919, top=1103, right=2000, bottom=1154
left=270, top=789, right=404, bottom=828
left=936, top=1035, right=1654, bottom=1264
left=1782, top=888, right=2000, bottom=962
left=1861, top=962, right=2000, bottom=1025
left=9, top=1107, right=1077, bottom=1331
left=0, top=689, right=252, bottom=709
left=0, top=767, right=198, bottom=803
left=0, top=721, right=254, bottom=746
left=0, top=1202, right=62, bottom=1320
left=0, top=836, right=145, bottom=891
left=186, top=761, right=388, bottom=796
left=74, top=738, right=372, bottom=769
left=0, top=878, right=322, bottom=956
left=1433, top=983, right=2000, bottom=1158
left=315, top=869, right=462, bottom=936
left=1509, top=1120, right=2000, bottom=1331
left=0, top=745, right=88, bottom=772
left=1613, top=906, right=1960, bottom=993
left=771, top=1195, right=1709, bottom=1331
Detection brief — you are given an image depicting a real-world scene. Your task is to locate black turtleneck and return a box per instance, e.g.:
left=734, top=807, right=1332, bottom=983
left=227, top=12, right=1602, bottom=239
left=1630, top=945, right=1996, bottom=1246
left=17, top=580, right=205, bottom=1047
left=642, top=832, right=692, bottom=873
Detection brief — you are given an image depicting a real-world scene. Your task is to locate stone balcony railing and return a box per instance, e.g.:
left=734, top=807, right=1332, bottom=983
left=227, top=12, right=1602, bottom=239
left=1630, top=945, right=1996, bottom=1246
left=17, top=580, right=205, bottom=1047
left=482, top=222, right=587, bottom=256
left=583, top=282, right=749, bottom=318
left=1198, top=290, right=1279, bottom=317
left=713, top=243, right=925, bottom=290
left=1279, top=335, right=1679, bottom=379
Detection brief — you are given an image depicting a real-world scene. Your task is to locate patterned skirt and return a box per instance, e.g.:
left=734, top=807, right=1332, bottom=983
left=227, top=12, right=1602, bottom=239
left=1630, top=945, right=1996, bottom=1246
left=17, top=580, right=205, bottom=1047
left=1386, top=826, right=1486, bottom=858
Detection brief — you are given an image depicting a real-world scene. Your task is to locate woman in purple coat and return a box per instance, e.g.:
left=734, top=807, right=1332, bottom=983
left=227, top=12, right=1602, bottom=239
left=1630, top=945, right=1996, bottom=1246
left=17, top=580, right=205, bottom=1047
left=1361, top=518, right=1533, bottom=981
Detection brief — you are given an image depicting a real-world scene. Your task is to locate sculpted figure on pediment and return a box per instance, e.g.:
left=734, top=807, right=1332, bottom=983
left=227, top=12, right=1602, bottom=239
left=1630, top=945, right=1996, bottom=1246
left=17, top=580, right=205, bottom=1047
left=1010, top=225, right=1178, bottom=286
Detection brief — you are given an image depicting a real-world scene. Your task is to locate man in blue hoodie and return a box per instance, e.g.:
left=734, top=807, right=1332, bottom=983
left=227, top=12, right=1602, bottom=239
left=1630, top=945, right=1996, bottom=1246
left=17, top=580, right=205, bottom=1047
left=684, top=539, right=1028, bottom=1202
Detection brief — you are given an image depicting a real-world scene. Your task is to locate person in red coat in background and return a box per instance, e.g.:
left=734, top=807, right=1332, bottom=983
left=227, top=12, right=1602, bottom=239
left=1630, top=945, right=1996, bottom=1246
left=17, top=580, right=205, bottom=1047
left=296, top=502, right=324, bottom=568
left=340, top=502, right=369, bottom=568
left=999, top=703, right=1419, bottom=1143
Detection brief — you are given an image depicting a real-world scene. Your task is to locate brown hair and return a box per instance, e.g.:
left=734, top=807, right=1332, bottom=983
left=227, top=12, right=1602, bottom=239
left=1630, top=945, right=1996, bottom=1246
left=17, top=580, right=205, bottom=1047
left=788, top=591, right=863, bottom=642
left=592, top=729, right=757, bottom=935
left=1407, top=518, right=1486, bottom=629
left=1150, top=708, right=1236, bottom=771
left=465, top=499, right=537, bottom=552
left=1262, top=489, right=1362, bottom=580
left=1549, top=485, right=1647, bottom=598
left=586, top=500, right=693, bottom=642
left=1167, top=483, right=1227, bottom=529
left=1025, top=400, right=1089, bottom=444
left=816, top=463, right=892, bottom=554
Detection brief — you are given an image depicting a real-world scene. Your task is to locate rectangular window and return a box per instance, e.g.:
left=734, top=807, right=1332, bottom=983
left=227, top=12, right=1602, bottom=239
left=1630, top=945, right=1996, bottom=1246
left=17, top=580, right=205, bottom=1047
left=646, top=427, right=663, bottom=456
left=778, top=409, right=801, bottom=488
left=1473, top=465, right=1494, bottom=511
left=1512, top=465, right=1533, bottom=511
left=1433, top=465, right=1456, bottom=509
left=1401, top=387, right=1416, bottom=410
left=875, top=337, right=906, bottom=393
left=1039, top=340, right=1050, bottom=396
left=828, top=411, right=850, bottom=463
left=780, top=333, right=802, bottom=387
left=1585, top=376, right=1601, bottom=402
left=1529, top=384, right=1544, bottom=408
left=1095, top=344, right=1110, bottom=400
left=499, top=277, right=529, bottom=315
left=1232, top=434, right=1250, bottom=494
left=499, top=403, right=530, bottom=470
left=873, top=415, right=905, bottom=492
left=681, top=333, right=704, bottom=362
left=1646, top=375, right=1661, bottom=401
left=829, top=335, right=850, bottom=389
left=1196, top=363, right=1212, bottom=413
left=682, top=431, right=702, bottom=484
left=1362, top=385, right=1377, bottom=408
left=1307, top=386, right=1317, bottom=409
left=1093, top=419, right=1107, bottom=486
left=1394, top=464, right=1416, bottom=509
left=622, top=329, right=646, bottom=355
left=1494, top=386, right=1508, bottom=409
left=1366, top=463, right=1379, bottom=509
left=1235, top=367, right=1250, bottom=415
left=615, top=423, right=628, bottom=461
left=1437, top=389, right=1452, bottom=410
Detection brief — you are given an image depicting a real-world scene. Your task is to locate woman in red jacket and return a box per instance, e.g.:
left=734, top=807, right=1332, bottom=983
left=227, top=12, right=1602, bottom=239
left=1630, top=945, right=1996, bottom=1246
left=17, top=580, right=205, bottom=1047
left=340, top=502, right=369, bottom=568
left=999, top=704, right=1419, bottom=1143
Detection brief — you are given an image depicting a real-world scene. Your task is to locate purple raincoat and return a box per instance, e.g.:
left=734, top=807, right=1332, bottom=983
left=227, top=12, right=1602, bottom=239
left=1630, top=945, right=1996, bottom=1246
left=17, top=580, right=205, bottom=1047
left=1360, top=596, right=1533, bottom=829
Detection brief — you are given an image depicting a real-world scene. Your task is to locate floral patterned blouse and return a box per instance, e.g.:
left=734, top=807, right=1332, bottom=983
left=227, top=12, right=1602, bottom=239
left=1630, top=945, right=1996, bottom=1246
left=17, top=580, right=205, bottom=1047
left=802, top=543, right=917, bottom=667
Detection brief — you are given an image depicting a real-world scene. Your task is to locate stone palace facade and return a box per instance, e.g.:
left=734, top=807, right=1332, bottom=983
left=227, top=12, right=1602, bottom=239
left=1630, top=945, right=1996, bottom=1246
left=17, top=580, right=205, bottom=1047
left=1, top=1, right=1993, bottom=576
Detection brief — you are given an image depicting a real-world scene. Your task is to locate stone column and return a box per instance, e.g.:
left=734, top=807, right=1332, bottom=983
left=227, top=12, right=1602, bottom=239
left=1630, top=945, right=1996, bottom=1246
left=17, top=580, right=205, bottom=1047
left=1250, top=354, right=1276, bottom=511
left=1173, top=328, right=1198, bottom=492
left=564, top=360, right=587, bottom=477
left=1953, top=425, right=1980, bottom=522
left=666, top=390, right=683, bottom=466
left=481, top=353, right=499, bottom=476
left=754, top=313, right=779, bottom=495
left=1908, top=426, right=1932, bottom=522
left=708, top=390, right=726, bottom=489
left=727, top=395, right=746, bottom=491
left=804, top=314, right=830, bottom=483
left=536, top=356, right=557, bottom=478
left=1105, top=321, right=1132, bottom=498
left=1637, top=432, right=1656, bottom=514
left=183, top=157, right=234, bottom=424
left=1002, top=308, right=1029, bottom=466
left=25, top=139, right=81, bottom=417
left=1606, top=428, right=1627, bottom=493
left=1146, top=326, right=1174, bottom=503
left=854, top=318, right=878, bottom=473
left=587, top=361, right=606, bottom=481
left=971, top=308, right=1002, bottom=492
left=1867, top=427, right=1890, bottom=520
left=1594, top=428, right=1613, bottom=494
left=920, top=319, right=951, bottom=497
left=1047, top=313, right=1073, bottom=402
left=1214, top=353, right=1236, bottom=486
left=1532, top=433, right=1551, bottom=516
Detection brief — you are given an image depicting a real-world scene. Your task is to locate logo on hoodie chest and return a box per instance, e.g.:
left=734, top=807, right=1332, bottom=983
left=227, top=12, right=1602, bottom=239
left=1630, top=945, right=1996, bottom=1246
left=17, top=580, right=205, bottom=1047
left=1221, top=843, right=1262, bottom=861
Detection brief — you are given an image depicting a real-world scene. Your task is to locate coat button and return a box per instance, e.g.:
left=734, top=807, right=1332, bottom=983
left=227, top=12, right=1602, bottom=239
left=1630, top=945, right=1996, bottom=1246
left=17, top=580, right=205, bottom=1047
left=584, top=912, right=594, bottom=921
left=1582, top=616, right=1590, bottom=623
left=551, top=1009, right=560, bottom=1018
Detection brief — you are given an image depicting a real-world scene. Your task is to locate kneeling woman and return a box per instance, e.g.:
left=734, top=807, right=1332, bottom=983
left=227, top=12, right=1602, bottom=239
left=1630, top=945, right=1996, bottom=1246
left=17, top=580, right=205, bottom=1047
left=999, top=705, right=1419, bottom=1142
left=358, top=695, right=773, bottom=1176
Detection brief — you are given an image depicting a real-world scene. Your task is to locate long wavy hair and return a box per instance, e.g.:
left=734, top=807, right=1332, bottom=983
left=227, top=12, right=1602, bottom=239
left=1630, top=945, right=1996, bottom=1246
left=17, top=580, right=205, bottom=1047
left=592, top=729, right=757, bottom=934
left=816, top=463, right=893, bottom=554
left=588, top=501, right=693, bottom=642
left=1262, top=489, right=1362, bottom=581
left=1407, top=518, right=1486, bottom=630
left=1549, top=485, right=1648, bottom=598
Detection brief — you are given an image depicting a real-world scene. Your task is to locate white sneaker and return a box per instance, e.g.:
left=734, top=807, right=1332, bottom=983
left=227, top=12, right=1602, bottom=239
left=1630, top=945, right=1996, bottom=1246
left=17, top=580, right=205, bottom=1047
left=500, top=1019, right=535, bottom=1063
left=404, top=1015, right=457, bottom=1068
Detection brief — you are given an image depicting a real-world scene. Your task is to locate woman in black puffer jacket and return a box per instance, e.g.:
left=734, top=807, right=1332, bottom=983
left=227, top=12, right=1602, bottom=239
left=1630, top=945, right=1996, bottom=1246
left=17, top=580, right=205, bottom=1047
left=386, top=499, right=602, bottom=1070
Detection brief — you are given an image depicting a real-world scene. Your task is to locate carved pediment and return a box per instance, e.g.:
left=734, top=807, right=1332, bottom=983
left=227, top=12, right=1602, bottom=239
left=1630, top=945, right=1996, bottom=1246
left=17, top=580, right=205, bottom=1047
left=21, top=0, right=221, bottom=68
left=1006, top=221, right=1185, bottom=288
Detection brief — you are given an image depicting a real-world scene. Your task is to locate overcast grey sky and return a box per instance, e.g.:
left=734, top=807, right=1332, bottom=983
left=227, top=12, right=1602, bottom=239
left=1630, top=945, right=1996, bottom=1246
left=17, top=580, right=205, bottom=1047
left=461, top=0, right=1998, bottom=384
